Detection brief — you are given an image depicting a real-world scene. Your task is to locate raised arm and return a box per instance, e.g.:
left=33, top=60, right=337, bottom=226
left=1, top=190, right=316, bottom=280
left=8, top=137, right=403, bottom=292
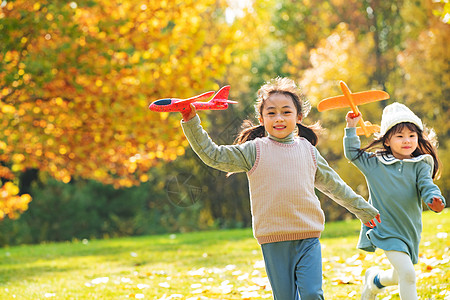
left=180, top=106, right=255, bottom=173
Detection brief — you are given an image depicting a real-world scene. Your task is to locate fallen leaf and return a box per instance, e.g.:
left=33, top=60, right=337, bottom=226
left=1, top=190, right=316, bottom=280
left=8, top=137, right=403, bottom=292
left=241, top=291, right=260, bottom=299
left=137, top=284, right=150, bottom=289
left=44, top=293, right=56, bottom=298
left=436, top=232, right=448, bottom=239
left=91, top=277, right=109, bottom=285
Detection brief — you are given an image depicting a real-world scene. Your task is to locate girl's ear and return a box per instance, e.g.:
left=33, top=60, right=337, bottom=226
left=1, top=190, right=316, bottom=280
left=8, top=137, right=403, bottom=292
left=297, top=114, right=303, bottom=124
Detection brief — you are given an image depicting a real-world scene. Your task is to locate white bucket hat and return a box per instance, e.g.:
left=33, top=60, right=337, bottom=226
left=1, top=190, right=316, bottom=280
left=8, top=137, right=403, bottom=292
left=380, top=102, right=423, bottom=136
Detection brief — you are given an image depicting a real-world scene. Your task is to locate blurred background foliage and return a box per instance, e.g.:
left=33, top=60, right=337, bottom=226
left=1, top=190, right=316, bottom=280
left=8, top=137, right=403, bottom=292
left=0, top=0, right=448, bottom=246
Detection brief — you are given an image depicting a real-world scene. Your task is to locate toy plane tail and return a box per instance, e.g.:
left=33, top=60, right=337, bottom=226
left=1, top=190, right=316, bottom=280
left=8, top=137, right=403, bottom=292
left=318, top=90, right=389, bottom=112
left=210, top=85, right=238, bottom=104
left=356, top=123, right=380, bottom=136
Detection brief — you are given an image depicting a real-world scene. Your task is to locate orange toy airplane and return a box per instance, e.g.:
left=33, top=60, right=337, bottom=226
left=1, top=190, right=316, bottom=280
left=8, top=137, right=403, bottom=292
left=318, top=81, right=390, bottom=137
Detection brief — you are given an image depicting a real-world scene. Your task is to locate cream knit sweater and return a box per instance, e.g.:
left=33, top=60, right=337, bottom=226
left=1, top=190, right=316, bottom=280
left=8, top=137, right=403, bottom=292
left=248, top=137, right=324, bottom=244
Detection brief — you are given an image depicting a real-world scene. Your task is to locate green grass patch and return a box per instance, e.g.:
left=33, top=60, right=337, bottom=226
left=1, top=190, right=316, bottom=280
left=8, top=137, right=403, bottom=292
left=0, top=210, right=449, bottom=299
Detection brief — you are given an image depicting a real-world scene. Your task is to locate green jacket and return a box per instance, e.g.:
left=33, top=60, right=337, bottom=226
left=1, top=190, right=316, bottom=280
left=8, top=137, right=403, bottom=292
left=344, top=127, right=446, bottom=264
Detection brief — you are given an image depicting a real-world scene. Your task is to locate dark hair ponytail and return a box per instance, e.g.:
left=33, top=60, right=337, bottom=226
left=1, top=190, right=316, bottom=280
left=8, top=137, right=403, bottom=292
left=354, top=122, right=441, bottom=179
left=297, top=123, right=321, bottom=146
left=234, top=120, right=265, bottom=144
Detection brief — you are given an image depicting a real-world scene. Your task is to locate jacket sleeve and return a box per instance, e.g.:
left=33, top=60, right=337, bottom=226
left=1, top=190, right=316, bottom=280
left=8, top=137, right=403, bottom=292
left=181, top=115, right=255, bottom=173
left=343, top=127, right=377, bottom=172
left=417, top=162, right=446, bottom=210
left=314, top=147, right=379, bottom=223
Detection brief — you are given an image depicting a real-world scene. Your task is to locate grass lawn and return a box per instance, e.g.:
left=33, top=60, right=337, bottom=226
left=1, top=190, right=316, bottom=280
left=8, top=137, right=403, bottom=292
left=0, top=209, right=449, bottom=299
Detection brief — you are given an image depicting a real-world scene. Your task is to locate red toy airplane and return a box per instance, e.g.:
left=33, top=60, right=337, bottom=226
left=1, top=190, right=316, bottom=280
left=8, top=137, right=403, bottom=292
left=149, top=85, right=237, bottom=114
left=318, top=81, right=390, bottom=137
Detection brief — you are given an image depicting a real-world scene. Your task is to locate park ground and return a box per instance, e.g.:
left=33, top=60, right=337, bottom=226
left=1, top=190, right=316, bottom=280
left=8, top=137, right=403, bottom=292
left=0, top=209, right=449, bottom=299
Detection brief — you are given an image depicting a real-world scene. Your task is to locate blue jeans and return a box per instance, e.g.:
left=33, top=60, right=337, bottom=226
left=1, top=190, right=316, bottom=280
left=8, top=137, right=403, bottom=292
left=261, top=238, right=324, bottom=300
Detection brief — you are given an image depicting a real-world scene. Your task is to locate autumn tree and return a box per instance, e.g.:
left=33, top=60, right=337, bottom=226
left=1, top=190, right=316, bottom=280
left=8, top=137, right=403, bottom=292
left=297, top=0, right=449, bottom=201
left=0, top=0, right=259, bottom=219
left=392, top=0, right=450, bottom=200
left=247, top=0, right=449, bottom=218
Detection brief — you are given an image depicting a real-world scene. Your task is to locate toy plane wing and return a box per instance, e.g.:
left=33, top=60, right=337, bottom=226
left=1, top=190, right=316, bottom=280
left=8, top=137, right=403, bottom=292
left=169, top=91, right=216, bottom=109
left=317, top=81, right=390, bottom=137
left=318, top=90, right=389, bottom=112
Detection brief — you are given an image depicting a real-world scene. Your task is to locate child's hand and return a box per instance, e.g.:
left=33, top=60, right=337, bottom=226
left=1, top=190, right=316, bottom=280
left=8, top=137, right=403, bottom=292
left=364, top=214, right=381, bottom=228
left=346, top=112, right=361, bottom=128
left=181, top=104, right=197, bottom=122
left=427, top=197, right=445, bottom=213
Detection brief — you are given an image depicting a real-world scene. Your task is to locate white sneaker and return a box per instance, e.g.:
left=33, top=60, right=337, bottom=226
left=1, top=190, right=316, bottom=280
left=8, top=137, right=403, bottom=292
left=361, top=267, right=385, bottom=300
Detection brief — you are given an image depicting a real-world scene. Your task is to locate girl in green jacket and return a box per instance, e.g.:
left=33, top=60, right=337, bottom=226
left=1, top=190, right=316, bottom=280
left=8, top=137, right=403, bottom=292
left=344, top=102, right=445, bottom=300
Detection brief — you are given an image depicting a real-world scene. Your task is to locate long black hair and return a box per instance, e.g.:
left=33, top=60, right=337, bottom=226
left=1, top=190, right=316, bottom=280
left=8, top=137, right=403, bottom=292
left=353, top=122, right=441, bottom=179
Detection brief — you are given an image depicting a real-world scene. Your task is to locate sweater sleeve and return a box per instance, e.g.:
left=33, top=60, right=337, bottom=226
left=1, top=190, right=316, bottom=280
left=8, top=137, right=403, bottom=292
left=181, top=115, right=256, bottom=173
left=314, top=147, right=379, bottom=223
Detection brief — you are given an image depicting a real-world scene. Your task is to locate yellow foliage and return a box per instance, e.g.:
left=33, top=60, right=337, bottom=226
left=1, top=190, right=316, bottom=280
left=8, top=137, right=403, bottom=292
left=0, top=0, right=256, bottom=203
left=1, top=104, right=16, bottom=114
left=0, top=0, right=267, bottom=219
left=394, top=22, right=450, bottom=136
left=300, top=23, right=375, bottom=105
left=0, top=182, right=32, bottom=220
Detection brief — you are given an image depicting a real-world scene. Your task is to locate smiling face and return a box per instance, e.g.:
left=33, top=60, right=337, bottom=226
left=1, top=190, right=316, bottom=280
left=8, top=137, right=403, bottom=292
left=384, top=125, right=419, bottom=159
left=258, top=93, right=301, bottom=139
